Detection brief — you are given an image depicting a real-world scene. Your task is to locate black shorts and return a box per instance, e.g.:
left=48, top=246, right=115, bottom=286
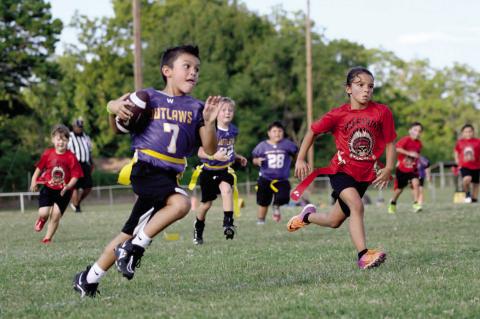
left=121, top=161, right=188, bottom=235
left=329, top=173, right=369, bottom=217
left=38, top=186, right=72, bottom=215
left=394, top=168, right=418, bottom=190
left=199, top=168, right=234, bottom=203
left=419, top=177, right=425, bottom=187
left=75, top=163, right=93, bottom=189
left=460, top=168, right=480, bottom=184
left=256, top=176, right=290, bottom=207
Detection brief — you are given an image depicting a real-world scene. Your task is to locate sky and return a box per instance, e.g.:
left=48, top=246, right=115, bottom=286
left=49, top=0, right=480, bottom=71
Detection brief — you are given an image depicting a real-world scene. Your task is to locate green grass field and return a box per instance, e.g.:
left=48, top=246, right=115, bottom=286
left=1, top=188, right=480, bottom=318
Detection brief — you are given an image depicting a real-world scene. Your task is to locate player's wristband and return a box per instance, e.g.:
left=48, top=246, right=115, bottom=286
left=106, top=103, right=114, bottom=114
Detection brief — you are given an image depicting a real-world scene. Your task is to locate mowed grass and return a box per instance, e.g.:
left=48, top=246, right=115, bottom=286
left=1, top=188, right=480, bottom=318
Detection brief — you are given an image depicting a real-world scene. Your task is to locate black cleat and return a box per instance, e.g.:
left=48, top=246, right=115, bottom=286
left=73, top=265, right=99, bottom=298
left=193, top=220, right=205, bottom=245
left=224, top=226, right=235, bottom=240
left=114, top=239, right=144, bottom=280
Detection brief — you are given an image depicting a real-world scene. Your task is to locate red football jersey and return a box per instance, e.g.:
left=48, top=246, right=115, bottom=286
left=35, top=148, right=83, bottom=190
left=395, top=136, right=422, bottom=173
left=455, top=138, right=480, bottom=169
left=311, top=101, right=397, bottom=182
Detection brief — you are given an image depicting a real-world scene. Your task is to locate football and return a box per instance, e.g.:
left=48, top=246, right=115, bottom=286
left=115, top=90, right=151, bottom=134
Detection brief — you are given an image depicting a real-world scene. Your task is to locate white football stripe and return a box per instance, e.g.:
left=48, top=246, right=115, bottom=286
left=130, top=92, right=146, bottom=109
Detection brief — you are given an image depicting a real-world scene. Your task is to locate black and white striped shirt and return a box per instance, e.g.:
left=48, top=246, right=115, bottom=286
left=68, top=132, right=92, bottom=164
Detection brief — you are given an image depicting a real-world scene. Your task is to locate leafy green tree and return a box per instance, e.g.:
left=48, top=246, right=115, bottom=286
left=0, top=0, right=62, bottom=191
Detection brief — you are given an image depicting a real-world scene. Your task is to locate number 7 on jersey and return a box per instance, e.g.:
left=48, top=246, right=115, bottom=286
left=164, top=123, right=179, bottom=154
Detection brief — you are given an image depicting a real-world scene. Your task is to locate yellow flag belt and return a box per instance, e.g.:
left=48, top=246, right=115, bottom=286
left=117, top=149, right=187, bottom=185
left=188, top=164, right=241, bottom=217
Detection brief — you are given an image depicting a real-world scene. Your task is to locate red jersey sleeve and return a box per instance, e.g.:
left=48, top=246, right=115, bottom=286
left=311, top=110, right=336, bottom=135
left=35, top=150, right=49, bottom=170
left=396, top=136, right=408, bottom=149
left=70, top=154, right=84, bottom=179
left=381, top=106, right=396, bottom=143
left=454, top=141, right=461, bottom=154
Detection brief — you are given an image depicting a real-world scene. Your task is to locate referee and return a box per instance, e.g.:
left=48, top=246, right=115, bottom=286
left=68, top=118, right=93, bottom=213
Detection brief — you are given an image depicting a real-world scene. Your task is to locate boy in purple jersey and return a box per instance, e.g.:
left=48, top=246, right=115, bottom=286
left=190, top=97, right=247, bottom=244
left=73, top=45, right=221, bottom=297
left=252, top=122, right=299, bottom=224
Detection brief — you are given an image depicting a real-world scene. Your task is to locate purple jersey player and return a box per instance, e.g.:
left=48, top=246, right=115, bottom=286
left=191, top=97, right=247, bottom=244
left=73, top=45, right=221, bottom=298
left=416, top=155, right=430, bottom=207
left=252, top=121, right=298, bottom=224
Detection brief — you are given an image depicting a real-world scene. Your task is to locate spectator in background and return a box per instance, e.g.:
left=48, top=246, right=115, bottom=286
left=68, top=118, right=93, bottom=213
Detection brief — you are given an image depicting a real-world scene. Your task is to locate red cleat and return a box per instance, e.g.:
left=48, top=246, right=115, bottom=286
left=41, top=237, right=52, bottom=244
left=34, top=218, right=46, bottom=232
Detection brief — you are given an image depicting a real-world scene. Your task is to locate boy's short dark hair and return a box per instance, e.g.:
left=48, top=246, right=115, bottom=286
left=410, top=122, right=423, bottom=130
left=51, top=124, right=70, bottom=139
left=161, top=45, right=200, bottom=84
left=461, top=124, right=474, bottom=132
left=268, top=121, right=285, bottom=131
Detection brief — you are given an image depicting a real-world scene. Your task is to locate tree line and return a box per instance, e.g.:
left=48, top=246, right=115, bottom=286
left=1, top=0, right=479, bottom=191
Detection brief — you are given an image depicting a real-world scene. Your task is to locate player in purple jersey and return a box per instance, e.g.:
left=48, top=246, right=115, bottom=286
left=415, top=155, right=430, bottom=208
left=252, top=121, right=299, bottom=224
left=189, top=98, right=247, bottom=244
left=73, top=45, right=221, bottom=298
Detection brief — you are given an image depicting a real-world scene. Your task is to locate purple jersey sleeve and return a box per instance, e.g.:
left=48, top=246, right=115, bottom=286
left=201, top=124, right=238, bottom=169
left=252, top=139, right=298, bottom=180
left=131, top=89, right=204, bottom=173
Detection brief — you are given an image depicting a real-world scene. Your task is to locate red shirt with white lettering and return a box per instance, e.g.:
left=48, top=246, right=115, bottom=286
left=455, top=138, right=480, bottom=169
left=396, top=136, right=422, bottom=173
left=311, top=101, right=397, bottom=182
left=35, top=148, right=83, bottom=190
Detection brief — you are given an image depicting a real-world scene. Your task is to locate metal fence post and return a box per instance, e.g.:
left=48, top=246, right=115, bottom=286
left=439, top=162, right=445, bottom=189
left=20, top=194, right=25, bottom=213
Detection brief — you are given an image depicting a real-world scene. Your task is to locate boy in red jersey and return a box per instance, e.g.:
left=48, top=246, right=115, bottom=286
left=73, top=45, right=221, bottom=297
left=287, top=67, right=396, bottom=270
left=30, top=124, right=83, bottom=244
left=454, top=124, right=480, bottom=203
left=388, top=122, right=423, bottom=213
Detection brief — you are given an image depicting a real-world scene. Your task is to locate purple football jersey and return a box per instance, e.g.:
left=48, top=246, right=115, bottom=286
left=201, top=124, right=238, bottom=169
left=131, top=88, right=204, bottom=173
left=252, top=139, right=298, bottom=180
left=417, top=156, right=430, bottom=179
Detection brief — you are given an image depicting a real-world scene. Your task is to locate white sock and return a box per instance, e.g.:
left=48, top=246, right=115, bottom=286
left=86, top=262, right=106, bottom=284
left=132, top=228, right=152, bottom=248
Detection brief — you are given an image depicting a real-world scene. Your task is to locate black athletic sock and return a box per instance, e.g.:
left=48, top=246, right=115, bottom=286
left=195, top=217, right=205, bottom=226
left=466, top=191, right=471, bottom=198
left=472, top=198, right=478, bottom=203
left=302, top=213, right=311, bottom=224
left=358, top=249, right=369, bottom=260
left=390, top=201, right=396, bottom=205
left=223, top=211, right=234, bottom=226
